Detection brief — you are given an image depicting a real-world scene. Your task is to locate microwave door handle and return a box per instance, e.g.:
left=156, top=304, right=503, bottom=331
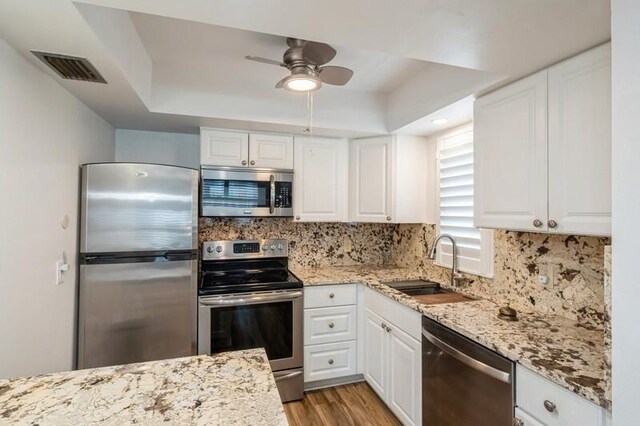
left=422, top=327, right=512, bottom=384
left=269, top=174, right=276, bottom=214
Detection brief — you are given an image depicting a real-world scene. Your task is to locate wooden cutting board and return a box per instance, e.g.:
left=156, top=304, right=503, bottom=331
left=412, top=292, right=474, bottom=305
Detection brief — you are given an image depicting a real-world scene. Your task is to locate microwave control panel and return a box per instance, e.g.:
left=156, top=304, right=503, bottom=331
left=275, top=182, right=292, bottom=208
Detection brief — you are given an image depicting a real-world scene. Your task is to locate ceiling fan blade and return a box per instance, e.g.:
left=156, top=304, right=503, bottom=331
left=275, top=76, right=287, bottom=89
left=245, top=55, right=286, bottom=67
left=318, top=66, right=354, bottom=86
left=302, top=41, right=336, bottom=66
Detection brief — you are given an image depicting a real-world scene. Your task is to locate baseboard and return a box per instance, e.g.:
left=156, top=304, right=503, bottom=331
left=304, top=374, right=365, bottom=391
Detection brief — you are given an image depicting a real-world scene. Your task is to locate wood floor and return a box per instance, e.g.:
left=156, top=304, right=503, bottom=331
left=284, top=382, right=402, bottom=426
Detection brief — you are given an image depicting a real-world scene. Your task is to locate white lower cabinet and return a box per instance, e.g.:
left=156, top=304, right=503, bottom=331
left=362, top=288, right=422, bottom=426
left=515, top=365, right=610, bottom=426
left=304, top=341, right=357, bottom=383
left=515, top=407, right=545, bottom=426
left=304, top=285, right=359, bottom=387
left=363, top=308, right=388, bottom=399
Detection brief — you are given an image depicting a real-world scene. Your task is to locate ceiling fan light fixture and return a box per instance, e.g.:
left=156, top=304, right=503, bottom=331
left=283, top=74, right=321, bottom=92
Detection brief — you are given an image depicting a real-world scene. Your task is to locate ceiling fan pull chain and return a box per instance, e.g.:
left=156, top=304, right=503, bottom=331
left=306, top=90, right=314, bottom=135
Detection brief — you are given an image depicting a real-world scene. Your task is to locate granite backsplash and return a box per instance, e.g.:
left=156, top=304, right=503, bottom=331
left=199, top=218, right=609, bottom=327
left=390, top=224, right=610, bottom=328
left=200, top=217, right=396, bottom=267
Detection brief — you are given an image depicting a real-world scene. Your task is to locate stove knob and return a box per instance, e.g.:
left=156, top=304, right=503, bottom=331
left=206, top=246, right=214, bottom=253
left=215, top=246, right=223, bottom=253
left=277, top=244, right=284, bottom=250
left=261, top=245, right=268, bottom=252
left=270, top=245, right=276, bottom=251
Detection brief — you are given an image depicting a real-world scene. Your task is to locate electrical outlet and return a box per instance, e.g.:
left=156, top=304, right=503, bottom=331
left=537, top=263, right=555, bottom=288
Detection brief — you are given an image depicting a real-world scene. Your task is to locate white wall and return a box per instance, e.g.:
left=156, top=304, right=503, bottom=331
left=611, top=0, right=640, bottom=422
left=115, top=129, right=199, bottom=169
left=0, top=39, right=115, bottom=379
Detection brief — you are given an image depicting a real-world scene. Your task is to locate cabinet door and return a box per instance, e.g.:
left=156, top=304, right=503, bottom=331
left=474, top=70, right=548, bottom=232
left=293, top=137, right=348, bottom=222
left=249, top=133, right=294, bottom=169
left=548, top=44, right=611, bottom=236
left=363, top=308, right=388, bottom=400
left=387, top=325, right=422, bottom=426
left=349, top=137, right=393, bottom=223
left=200, top=129, right=249, bottom=167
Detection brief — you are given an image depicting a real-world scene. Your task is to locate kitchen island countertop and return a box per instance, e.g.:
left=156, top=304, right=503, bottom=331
left=0, top=348, right=286, bottom=425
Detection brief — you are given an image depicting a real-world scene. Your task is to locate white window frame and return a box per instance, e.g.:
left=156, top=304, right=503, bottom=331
left=435, top=123, right=494, bottom=278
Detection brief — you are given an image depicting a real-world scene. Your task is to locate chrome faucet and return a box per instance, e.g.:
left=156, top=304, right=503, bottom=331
left=429, top=234, right=465, bottom=287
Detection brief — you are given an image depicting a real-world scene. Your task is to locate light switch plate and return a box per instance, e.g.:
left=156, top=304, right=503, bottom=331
left=56, top=260, right=69, bottom=285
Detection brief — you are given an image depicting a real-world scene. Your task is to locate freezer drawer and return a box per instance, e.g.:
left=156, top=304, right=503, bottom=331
left=77, top=257, right=197, bottom=369
left=80, top=163, right=198, bottom=253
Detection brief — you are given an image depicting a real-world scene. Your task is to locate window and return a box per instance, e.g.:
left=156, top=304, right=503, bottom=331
left=436, top=124, right=494, bottom=277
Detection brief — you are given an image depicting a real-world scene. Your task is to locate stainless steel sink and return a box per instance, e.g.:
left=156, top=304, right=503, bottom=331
left=383, top=279, right=451, bottom=296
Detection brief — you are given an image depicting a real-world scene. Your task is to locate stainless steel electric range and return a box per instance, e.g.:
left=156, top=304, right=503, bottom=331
left=198, top=239, right=303, bottom=402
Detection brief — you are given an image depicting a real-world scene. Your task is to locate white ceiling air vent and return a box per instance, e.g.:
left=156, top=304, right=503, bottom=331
left=31, top=51, right=107, bottom=83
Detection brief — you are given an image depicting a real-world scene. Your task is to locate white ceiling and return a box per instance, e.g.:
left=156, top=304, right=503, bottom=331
left=0, top=0, right=610, bottom=138
left=396, top=96, right=475, bottom=137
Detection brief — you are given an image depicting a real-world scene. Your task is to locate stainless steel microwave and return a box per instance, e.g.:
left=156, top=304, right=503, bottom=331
left=200, top=167, right=293, bottom=217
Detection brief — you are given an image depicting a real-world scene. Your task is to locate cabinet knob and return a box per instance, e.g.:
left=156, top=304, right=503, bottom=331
left=543, top=400, right=556, bottom=413
left=295, top=216, right=301, bottom=220
left=329, top=293, right=335, bottom=299
left=328, top=322, right=335, bottom=329
left=328, top=359, right=334, bottom=365
left=548, top=220, right=558, bottom=229
left=386, top=216, right=391, bottom=221
left=513, top=418, right=524, bottom=426
left=250, top=160, right=256, bottom=166
left=241, top=160, right=247, bottom=166
left=533, top=219, right=543, bottom=228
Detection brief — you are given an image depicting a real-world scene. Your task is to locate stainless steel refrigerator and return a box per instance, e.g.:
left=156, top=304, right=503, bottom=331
left=77, top=163, right=199, bottom=369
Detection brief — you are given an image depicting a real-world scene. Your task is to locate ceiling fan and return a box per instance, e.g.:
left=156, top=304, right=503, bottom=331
left=245, top=38, right=354, bottom=92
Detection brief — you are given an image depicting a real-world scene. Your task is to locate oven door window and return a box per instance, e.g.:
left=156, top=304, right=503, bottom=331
left=202, top=179, right=269, bottom=208
left=208, top=301, right=293, bottom=359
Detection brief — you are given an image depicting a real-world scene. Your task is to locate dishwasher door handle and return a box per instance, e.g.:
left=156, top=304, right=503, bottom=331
left=422, top=327, right=512, bottom=384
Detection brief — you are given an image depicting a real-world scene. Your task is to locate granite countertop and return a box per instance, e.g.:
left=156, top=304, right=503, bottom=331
left=0, top=349, right=287, bottom=426
left=291, top=264, right=610, bottom=410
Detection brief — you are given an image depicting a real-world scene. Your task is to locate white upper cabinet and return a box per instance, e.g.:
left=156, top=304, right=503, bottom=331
left=293, top=136, right=348, bottom=222
left=547, top=44, right=611, bottom=236
left=349, top=135, right=428, bottom=223
left=200, top=129, right=293, bottom=169
left=350, top=137, right=393, bottom=223
left=474, top=70, right=549, bottom=232
left=474, top=43, right=611, bottom=236
left=200, top=129, right=249, bottom=168
left=249, top=133, right=294, bottom=169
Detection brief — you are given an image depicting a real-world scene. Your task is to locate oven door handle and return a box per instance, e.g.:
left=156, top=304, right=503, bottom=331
left=273, top=370, right=303, bottom=381
left=422, top=327, right=512, bottom=384
left=269, top=174, right=276, bottom=214
left=200, top=290, right=303, bottom=307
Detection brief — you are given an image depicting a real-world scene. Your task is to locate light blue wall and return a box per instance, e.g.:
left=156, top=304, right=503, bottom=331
left=115, top=129, right=199, bottom=169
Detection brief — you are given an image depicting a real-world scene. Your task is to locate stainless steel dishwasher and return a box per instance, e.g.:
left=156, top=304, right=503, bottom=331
left=422, top=317, right=514, bottom=425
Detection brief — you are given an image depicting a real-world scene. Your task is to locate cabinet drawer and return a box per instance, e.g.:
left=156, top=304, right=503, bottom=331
left=515, top=407, right=544, bottom=426
left=304, top=341, right=357, bottom=383
left=516, top=365, right=604, bottom=426
left=304, top=305, right=356, bottom=345
left=304, top=284, right=357, bottom=308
